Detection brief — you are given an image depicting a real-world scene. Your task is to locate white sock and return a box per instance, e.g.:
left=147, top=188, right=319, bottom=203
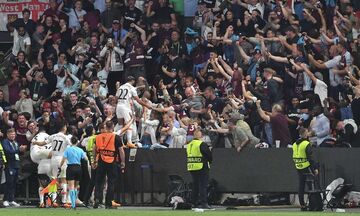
left=76, top=187, right=81, bottom=203
left=114, top=123, right=123, bottom=133
left=131, top=122, right=139, bottom=142
left=126, top=130, right=132, bottom=144
left=52, top=192, right=57, bottom=203
left=67, top=192, right=71, bottom=203
left=39, top=187, right=44, bottom=204
left=61, top=183, right=67, bottom=203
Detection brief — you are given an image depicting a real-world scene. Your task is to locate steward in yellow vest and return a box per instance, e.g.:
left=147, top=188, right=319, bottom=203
left=186, top=130, right=213, bottom=209
left=0, top=142, right=7, bottom=165
left=0, top=142, right=7, bottom=207
left=292, top=139, right=311, bottom=170
left=187, top=139, right=204, bottom=171
left=292, top=128, right=318, bottom=211
left=85, top=135, right=96, bottom=164
left=82, top=125, right=97, bottom=207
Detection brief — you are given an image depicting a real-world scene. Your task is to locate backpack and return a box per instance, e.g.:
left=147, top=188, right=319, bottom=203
left=207, top=179, right=220, bottom=205
left=308, top=174, right=324, bottom=211
left=308, top=192, right=323, bottom=211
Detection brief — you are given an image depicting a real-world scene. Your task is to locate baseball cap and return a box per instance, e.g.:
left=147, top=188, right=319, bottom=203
left=263, top=67, right=275, bottom=74
left=112, top=19, right=120, bottom=24
left=251, top=45, right=261, bottom=55
left=252, top=48, right=261, bottom=55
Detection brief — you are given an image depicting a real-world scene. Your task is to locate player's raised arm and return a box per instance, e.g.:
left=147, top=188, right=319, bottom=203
left=134, top=96, right=152, bottom=109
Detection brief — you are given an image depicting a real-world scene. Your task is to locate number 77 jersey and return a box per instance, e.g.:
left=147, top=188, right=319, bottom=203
left=46, top=132, right=71, bottom=157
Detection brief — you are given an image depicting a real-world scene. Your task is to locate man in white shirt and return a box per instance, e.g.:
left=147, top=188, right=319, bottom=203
left=309, top=43, right=351, bottom=100
left=67, top=0, right=87, bottom=30
left=11, top=27, right=31, bottom=57
left=115, top=76, right=152, bottom=148
left=301, top=64, right=328, bottom=106
left=310, top=106, right=330, bottom=146
left=86, top=77, right=108, bottom=100
left=100, top=38, right=125, bottom=95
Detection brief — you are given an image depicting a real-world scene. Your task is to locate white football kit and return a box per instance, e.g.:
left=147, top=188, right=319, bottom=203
left=46, top=132, right=71, bottom=178
left=116, top=82, right=138, bottom=122
left=30, top=132, right=52, bottom=177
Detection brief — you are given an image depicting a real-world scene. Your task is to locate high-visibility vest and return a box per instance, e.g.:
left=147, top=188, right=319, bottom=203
left=86, top=135, right=96, bottom=163
left=0, top=143, right=7, bottom=163
left=292, top=140, right=311, bottom=170
left=186, top=139, right=203, bottom=171
left=95, top=133, right=116, bottom=163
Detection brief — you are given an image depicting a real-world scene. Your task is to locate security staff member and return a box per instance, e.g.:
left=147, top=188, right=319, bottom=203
left=1, top=128, right=21, bottom=207
left=292, top=128, right=318, bottom=211
left=0, top=141, right=6, bottom=188
left=93, top=120, right=132, bottom=209
left=0, top=141, right=6, bottom=167
left=187, top=130, right=212, bottom=209
left=82, top=125, right=99, bottom=207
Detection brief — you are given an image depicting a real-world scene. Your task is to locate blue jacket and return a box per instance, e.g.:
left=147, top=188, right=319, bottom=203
left=1, top=139, right=20, bottom=169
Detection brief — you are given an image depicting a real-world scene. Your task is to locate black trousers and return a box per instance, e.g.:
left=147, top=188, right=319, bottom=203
left=107, top=71, right=123, bottom=96
left=83, top=168, right=104, bottom=204
left=78, top=159, right=90, bottom=201
left=94, top=160, right=116, bottom=207
left=114, top=163, right=123, bottom=203
left=4, top=168, right=18, bottom=202
left=297, top=167, right=313, bottom=206
left=190, top=169, right=209, bottom=206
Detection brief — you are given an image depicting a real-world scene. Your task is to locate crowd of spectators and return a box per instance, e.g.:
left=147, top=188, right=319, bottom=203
left=1, top=0, right=360, bottom=161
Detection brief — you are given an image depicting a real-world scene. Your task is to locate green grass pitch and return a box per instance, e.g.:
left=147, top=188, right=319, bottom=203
left=0, top=209, right=358, bottom=216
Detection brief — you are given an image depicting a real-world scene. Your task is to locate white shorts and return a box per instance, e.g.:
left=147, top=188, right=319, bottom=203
left=30, top=146, right=42, bottom=164
left=51, top=156, right=67, bottom=179
left=116, top=104, right=132, bottom=122
left=38, top=159, right=52, bottom=177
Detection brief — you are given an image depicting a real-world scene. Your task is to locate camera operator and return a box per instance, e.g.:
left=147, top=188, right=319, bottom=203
left=100, top=38, right=125, bottom=95
left=54, top=52, right=79, bottom=82
left=70, top=36, right=90, bottom=62
left=25, top=64, right=49, bottom=101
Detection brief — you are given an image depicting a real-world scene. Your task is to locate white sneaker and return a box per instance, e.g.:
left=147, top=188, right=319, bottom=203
left=9, top=201, right=20, bottom=207
left=3, top=201, right=9, bottom=207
